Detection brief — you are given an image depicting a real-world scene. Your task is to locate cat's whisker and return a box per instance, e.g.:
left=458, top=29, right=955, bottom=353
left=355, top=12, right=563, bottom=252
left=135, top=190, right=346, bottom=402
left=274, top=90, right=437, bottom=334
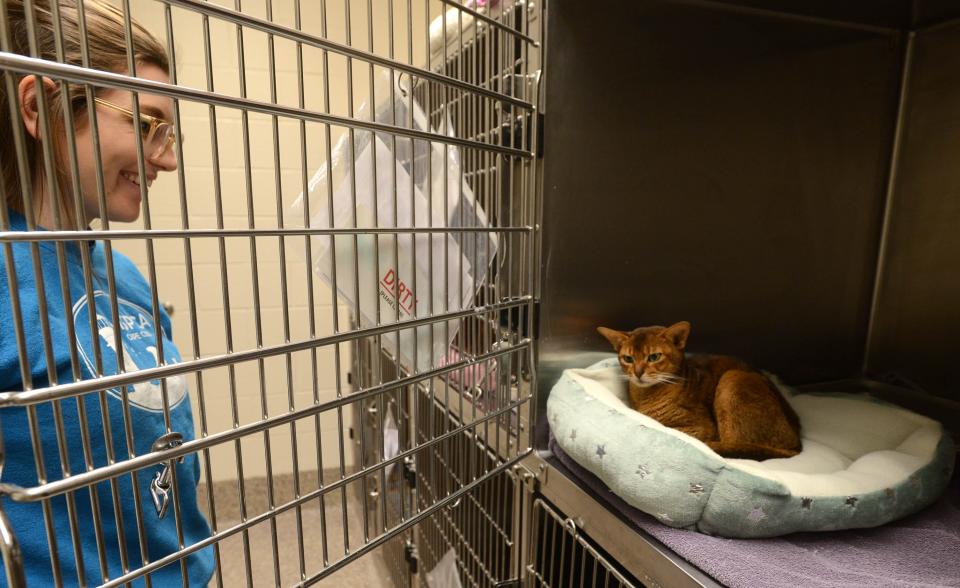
left=652, top=373, right=686, bottom=385
left=613, top=369, right=685, bottom=386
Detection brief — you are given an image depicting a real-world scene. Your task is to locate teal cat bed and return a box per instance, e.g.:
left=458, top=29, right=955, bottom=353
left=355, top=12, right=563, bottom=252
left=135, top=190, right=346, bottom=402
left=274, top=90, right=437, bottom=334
left=546, top=357, right=955, bottom=538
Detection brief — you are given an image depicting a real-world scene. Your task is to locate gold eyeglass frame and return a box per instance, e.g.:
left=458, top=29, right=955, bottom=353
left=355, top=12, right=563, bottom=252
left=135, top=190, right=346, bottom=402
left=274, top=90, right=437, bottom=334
left=93, top=97, right=178, bottom=159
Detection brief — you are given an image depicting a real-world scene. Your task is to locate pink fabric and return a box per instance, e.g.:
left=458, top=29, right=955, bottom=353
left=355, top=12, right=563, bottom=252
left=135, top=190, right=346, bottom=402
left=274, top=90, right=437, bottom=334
left=438, top=349, right=497, bottom=393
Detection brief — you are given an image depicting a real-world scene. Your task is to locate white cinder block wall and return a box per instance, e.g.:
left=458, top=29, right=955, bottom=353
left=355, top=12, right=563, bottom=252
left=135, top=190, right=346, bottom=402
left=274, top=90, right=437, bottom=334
left=108, top=0, right=431, bottom=482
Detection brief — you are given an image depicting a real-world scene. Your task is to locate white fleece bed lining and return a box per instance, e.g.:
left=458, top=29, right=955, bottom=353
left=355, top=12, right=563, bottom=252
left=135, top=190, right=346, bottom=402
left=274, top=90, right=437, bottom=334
left=567, top=368, right=941, bottom=498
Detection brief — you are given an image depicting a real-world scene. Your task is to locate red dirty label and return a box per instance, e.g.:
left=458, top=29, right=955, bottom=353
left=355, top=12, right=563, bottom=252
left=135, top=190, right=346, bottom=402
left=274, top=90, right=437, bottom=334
left=380, top=269, right=417, bottom=316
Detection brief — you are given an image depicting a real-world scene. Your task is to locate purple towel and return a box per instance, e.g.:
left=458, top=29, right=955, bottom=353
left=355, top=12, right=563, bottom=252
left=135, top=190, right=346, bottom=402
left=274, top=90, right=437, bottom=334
left=548, top=432, right=960, bottom=588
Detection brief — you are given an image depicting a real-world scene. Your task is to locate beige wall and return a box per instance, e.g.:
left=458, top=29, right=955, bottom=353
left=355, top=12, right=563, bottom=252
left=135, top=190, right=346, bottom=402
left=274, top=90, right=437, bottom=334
left=105, top=0, right=433, bottom=482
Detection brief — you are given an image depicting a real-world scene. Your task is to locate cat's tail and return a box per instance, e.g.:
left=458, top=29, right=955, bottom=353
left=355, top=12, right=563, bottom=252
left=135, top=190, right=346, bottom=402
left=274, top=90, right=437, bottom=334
left=706, top=440, right=800, bottom=461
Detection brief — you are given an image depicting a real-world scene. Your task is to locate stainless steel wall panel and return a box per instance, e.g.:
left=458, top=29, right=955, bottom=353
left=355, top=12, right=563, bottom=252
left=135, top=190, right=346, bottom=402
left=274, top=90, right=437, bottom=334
left=912, top=0, right=960, bottom=29
left=697, top=0, right=908, bottom=30
left=539, top=0, right=904, bottom=403
left=865, top=22, right=960, bottom=401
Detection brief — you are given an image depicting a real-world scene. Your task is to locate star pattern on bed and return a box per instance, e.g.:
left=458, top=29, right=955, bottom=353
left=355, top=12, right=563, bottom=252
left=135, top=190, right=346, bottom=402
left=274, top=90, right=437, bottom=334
left=747, top=505, right=766, bottom=523
left=550, top=358, right=954, bottom=538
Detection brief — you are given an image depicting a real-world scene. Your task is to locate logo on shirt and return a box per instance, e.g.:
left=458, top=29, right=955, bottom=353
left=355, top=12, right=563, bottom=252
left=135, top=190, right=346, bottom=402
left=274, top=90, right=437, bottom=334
left=72, top=291, right=187, bottom=412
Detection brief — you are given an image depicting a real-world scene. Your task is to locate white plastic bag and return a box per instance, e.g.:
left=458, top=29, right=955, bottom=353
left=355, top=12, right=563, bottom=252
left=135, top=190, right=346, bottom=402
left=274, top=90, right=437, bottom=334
left=383, top=408, right=399, bottom=479
left=290, top=71, right=497, bottom=374
left=425, top=548, right=462, bottom=588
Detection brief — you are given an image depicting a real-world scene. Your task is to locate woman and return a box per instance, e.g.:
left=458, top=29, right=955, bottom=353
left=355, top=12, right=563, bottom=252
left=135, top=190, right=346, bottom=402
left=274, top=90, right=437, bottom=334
left=0, top=1, right=213, bottom=586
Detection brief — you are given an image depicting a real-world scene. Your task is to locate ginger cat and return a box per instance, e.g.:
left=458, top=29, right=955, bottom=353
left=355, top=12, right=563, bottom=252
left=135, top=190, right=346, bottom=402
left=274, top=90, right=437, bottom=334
left=597, top=321, right=801, bottom=460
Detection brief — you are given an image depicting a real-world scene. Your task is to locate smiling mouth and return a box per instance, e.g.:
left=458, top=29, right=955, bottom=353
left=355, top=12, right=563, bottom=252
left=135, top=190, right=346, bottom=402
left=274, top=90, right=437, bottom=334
left=120, top=170, right=151, bottom=188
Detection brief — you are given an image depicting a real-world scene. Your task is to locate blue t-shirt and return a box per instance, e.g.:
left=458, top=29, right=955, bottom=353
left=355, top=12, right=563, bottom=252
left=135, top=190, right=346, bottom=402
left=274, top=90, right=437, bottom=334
left=0, top=211, right=214, bottom=587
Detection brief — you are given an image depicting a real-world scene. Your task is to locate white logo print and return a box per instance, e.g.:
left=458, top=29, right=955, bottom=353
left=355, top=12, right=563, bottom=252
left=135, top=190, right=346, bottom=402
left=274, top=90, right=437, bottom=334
left=73, top=291, right=187, bottom=412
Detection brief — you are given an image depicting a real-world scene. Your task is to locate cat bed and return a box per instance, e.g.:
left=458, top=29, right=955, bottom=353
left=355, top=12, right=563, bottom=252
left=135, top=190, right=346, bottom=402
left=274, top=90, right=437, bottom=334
left=547, top=357, right=956, bottom=538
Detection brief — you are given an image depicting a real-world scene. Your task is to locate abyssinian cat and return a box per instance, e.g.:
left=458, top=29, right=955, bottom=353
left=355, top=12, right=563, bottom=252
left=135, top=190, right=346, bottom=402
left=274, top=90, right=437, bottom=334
left=597, top=321, right=801, bottom=460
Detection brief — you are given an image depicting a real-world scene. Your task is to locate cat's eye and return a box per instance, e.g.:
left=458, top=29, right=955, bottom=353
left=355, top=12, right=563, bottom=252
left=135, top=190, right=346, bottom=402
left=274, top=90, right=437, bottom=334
left=621, top=355, right=634, bottom=364
left=647, top=352, right=662, bottom=362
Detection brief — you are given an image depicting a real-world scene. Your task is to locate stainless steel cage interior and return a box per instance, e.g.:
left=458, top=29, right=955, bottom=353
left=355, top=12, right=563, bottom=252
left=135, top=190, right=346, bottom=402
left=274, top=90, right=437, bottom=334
left=3, top=0, right=960, bottom=587
left=535, top=0, right=960, bottom=586
left=0, top=0, right=540, bottom=586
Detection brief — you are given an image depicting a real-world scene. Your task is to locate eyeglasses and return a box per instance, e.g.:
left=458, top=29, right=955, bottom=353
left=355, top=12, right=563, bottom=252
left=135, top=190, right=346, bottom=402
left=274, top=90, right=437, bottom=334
left=93, top=97, right=178, bottom=160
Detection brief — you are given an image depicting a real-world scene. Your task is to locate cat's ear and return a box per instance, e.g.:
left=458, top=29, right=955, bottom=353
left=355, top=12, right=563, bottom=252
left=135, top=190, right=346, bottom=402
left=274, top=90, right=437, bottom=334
left=663, top=321, right=691, bottom=350
left=597, top=327, right=628, bottom=351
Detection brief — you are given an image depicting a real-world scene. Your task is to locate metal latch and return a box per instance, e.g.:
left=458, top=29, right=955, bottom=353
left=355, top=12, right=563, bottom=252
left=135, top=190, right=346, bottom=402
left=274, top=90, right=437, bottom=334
left=402, top=456, right=417, bottom=489
left=404, top=540, right=419, bottom=575
left=149, top=432, right=184, bottom=520
left=514, top=462, right=543, bottom=494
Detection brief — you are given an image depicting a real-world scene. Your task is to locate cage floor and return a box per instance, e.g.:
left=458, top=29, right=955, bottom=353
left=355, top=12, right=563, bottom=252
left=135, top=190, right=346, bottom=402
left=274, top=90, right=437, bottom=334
left=198, top=472, right=392, bottom=587
left=544, top=429, right=960, bottom=588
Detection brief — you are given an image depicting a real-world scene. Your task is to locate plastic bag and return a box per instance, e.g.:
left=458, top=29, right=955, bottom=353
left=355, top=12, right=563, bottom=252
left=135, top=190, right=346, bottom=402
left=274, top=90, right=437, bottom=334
left=425, top=548, right=462, bottom=588
left=290, top=71, right=497, bottom=374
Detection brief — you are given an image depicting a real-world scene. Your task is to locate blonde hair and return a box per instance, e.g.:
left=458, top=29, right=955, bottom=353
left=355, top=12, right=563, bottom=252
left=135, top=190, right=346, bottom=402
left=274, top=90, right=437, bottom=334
left=0, top=0, right=169, bottom=226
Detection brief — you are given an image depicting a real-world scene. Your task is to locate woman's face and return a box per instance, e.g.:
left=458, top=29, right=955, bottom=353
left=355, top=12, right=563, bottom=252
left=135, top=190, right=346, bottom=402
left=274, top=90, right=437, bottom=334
left=72, top=63, right=177, bottom=225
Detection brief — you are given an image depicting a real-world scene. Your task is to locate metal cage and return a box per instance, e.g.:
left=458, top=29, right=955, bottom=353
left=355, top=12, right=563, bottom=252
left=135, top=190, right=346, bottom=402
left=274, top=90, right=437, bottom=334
left=0, top=0, right=542, bottom=586
left=10, top=1, right=956, bottom=588
left=527, top=499, right=639, bottom=588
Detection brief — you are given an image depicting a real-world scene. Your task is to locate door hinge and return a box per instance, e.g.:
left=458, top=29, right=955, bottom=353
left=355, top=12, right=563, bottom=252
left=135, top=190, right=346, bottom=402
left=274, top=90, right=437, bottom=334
left=532, top=300, right=541, bottom=341
left=536, top=111, right=545, bottom=158
left=403, top=456, right=417, bottom=489
left=404, top=540, right=419, bottom=575
left=515, top=462, right=543, bottom=494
